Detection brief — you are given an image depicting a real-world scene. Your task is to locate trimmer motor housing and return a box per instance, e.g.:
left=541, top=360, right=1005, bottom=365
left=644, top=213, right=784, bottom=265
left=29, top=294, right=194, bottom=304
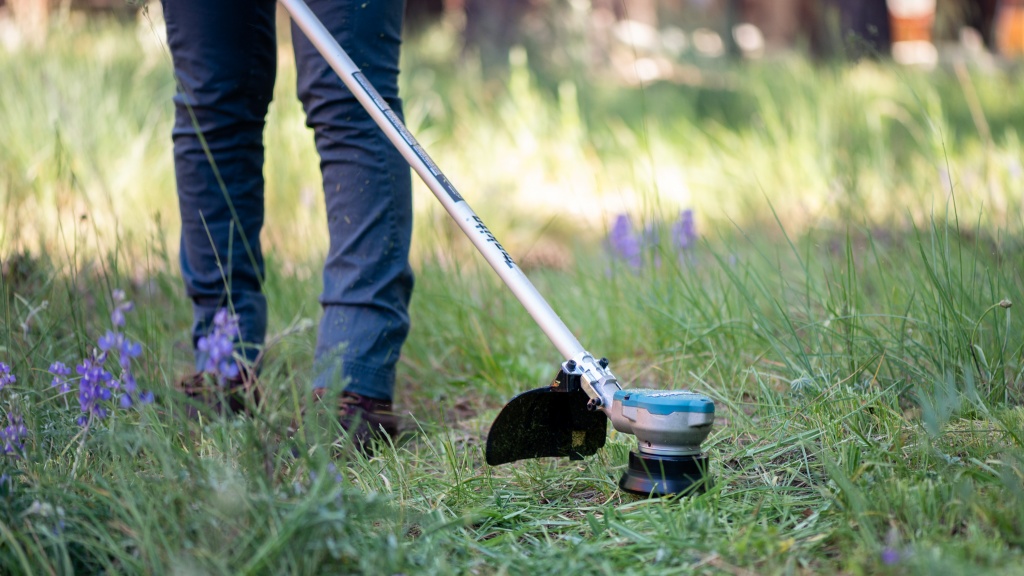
left=609, top=389, right=715, bottom=496
left=610, top=390, right=715, bottom=455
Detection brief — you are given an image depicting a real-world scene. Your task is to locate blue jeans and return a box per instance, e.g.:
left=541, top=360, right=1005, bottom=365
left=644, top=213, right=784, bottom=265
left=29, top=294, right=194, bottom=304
left=165, top=0, right=414, bottom=401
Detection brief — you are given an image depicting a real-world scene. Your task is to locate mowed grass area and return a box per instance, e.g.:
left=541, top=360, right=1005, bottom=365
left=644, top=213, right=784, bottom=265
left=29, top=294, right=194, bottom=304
left=2, top=13, right=1024, bottom=574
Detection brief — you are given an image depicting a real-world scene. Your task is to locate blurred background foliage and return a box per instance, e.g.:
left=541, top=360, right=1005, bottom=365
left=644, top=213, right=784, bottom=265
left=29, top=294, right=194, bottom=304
left=0, top=0, right=1022, bottom=267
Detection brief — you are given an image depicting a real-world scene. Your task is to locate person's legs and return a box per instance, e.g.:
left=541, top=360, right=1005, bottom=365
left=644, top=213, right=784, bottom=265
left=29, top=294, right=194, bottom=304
left=164, top=0, right=278, bottom=369
left=292, top=0, right=414, bottom=402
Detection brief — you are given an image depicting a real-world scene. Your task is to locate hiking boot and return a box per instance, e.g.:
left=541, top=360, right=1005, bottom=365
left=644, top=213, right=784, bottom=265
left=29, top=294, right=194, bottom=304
left=313, top=388, right=399, bottom=454
left=177, top=372, right=261, bottom=418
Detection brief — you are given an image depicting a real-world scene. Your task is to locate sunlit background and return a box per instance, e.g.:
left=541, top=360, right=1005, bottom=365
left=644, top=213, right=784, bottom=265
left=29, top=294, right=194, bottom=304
left=2, top=0, right=1022, bottom=271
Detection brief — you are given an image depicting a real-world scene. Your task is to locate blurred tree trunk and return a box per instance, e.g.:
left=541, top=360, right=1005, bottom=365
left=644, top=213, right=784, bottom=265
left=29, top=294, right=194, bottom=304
left=739, top=0, right=803, bottom=51
left=969, top=0, right=999, bottom=47
left=463, top=0, right=532, bottom=77
left=462, top=0, right=659, bottom=80
left=617, top=0, right=657, bottom=26
left=827, top=0, right=890, bottom=56
left=732, top=0, right=889, bottom=58
left=733, top=0, right=822, bottom=54
left=405, top=0, right=444, bottom=34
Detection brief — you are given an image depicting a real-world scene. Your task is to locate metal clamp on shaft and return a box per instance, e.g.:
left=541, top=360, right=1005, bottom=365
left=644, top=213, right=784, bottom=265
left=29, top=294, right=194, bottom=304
left=572, top=354, right=621, bottom=410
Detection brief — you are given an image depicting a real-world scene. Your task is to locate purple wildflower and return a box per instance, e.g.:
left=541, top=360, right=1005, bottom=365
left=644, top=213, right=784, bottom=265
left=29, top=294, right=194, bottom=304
left=122, top=371, right=137, bottom=394
left=100, top=330, right=142, bottom=371
left=76, top=352, right=114, bottom=425
left=98, top=330, right=120, bottom=352
left=110, top=289, right=134, bottom=328
left=881, top=548, right=900, bottom=565
left=671, top=209, right=697, bottom=250
left=118, top=376, right=135, bottom=407
left=0, top=362, right=15, bottom=390
left=608, top=214, right=643, bottom=268
left=42, top=288, right=153, bottom=425
left=119, top=339, right=142, bottom=368
left=116, top=370, right=153, bottom=408
left=49, top=362, right=73, bottom=393
left=96, top=290, right=151, bottom=408
left=2, top=412, right=28, bottom=456
left=197, top=308, right=241, bottom=383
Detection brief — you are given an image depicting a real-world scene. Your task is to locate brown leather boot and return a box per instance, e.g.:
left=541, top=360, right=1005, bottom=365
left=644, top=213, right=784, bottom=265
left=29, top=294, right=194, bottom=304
left=177, top=372, right=261, bottom=418
left=313, top=388, right=399, bottom=455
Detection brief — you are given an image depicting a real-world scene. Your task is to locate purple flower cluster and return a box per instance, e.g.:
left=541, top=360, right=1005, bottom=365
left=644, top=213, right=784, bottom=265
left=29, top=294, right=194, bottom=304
left=1, top=411, right=27, bottom=456
left=49, top=362, right=72, bottom=393
left=109, top=289, right=134, bottom=328
left=0, top=362, right=15, bottom=390
left=48, top=290, right=153, bottom=426
left=98, top=328, right=147, bottom=409
left=197, top=308, right=240, bottom=383
left=672, top=209, right=697, bottom=250
left=0, top=363, right=26, bottom=456
left=608, top=214, right=643, bottom=268
left=0, top=289, right=160, bottom=460
left=74, top=352, right=114, bottom=424
left=607, top=209, right=698, bottom=268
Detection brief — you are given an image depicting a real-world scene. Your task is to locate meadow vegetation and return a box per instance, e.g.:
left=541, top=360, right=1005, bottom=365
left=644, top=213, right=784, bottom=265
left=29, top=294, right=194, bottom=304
left=1, top=12, right=1023, bottom=574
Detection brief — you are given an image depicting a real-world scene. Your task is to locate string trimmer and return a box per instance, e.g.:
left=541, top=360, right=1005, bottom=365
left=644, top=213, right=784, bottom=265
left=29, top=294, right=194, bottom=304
left=280, top=0, right=715, bottom=496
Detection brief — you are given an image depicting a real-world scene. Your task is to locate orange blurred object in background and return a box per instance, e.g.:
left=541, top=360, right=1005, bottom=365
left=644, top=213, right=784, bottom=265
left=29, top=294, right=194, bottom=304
left=997, top=0, right=1024, bottom=56
left=887, top=0, right=934, bottom=44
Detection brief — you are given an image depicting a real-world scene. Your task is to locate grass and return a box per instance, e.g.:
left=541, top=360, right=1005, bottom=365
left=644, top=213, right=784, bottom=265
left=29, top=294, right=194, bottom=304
left=1, top=13, right=1024, bottom=575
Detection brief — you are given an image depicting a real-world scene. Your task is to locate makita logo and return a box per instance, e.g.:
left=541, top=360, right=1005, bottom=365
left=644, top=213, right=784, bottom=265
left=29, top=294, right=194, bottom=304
left=471, top=216, right=515, bottom=269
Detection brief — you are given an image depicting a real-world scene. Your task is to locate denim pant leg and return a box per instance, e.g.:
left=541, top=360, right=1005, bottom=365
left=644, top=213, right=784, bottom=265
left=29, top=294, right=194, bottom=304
left=292, top=0, right=414, bottom=401
left=164, top=0, right=277, bottom=368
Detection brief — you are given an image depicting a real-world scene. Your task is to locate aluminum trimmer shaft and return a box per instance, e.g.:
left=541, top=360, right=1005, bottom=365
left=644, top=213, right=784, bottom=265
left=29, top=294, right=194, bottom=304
left=281, top=0, right=715, bottom=497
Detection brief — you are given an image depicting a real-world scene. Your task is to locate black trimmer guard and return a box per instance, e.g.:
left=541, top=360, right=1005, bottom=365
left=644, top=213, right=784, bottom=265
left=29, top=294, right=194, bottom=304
left=485, top=385, right=607, bottom=466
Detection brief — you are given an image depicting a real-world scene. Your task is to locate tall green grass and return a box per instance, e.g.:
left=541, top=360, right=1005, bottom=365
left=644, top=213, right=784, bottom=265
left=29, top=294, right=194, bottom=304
left=1, top=14, right=1022, bottom=575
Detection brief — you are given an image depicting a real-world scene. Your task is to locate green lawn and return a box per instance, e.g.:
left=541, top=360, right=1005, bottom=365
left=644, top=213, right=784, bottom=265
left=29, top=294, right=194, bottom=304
left=1, top=14, right=1023, bottom=575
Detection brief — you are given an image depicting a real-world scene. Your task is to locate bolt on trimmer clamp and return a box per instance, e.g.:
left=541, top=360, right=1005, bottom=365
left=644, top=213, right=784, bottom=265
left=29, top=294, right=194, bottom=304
left=279, top=0, right=716, bottom=497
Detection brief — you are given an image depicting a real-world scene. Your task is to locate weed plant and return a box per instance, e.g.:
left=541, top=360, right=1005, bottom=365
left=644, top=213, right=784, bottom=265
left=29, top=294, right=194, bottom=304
left=1, top=14, right=1023, bottom=575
